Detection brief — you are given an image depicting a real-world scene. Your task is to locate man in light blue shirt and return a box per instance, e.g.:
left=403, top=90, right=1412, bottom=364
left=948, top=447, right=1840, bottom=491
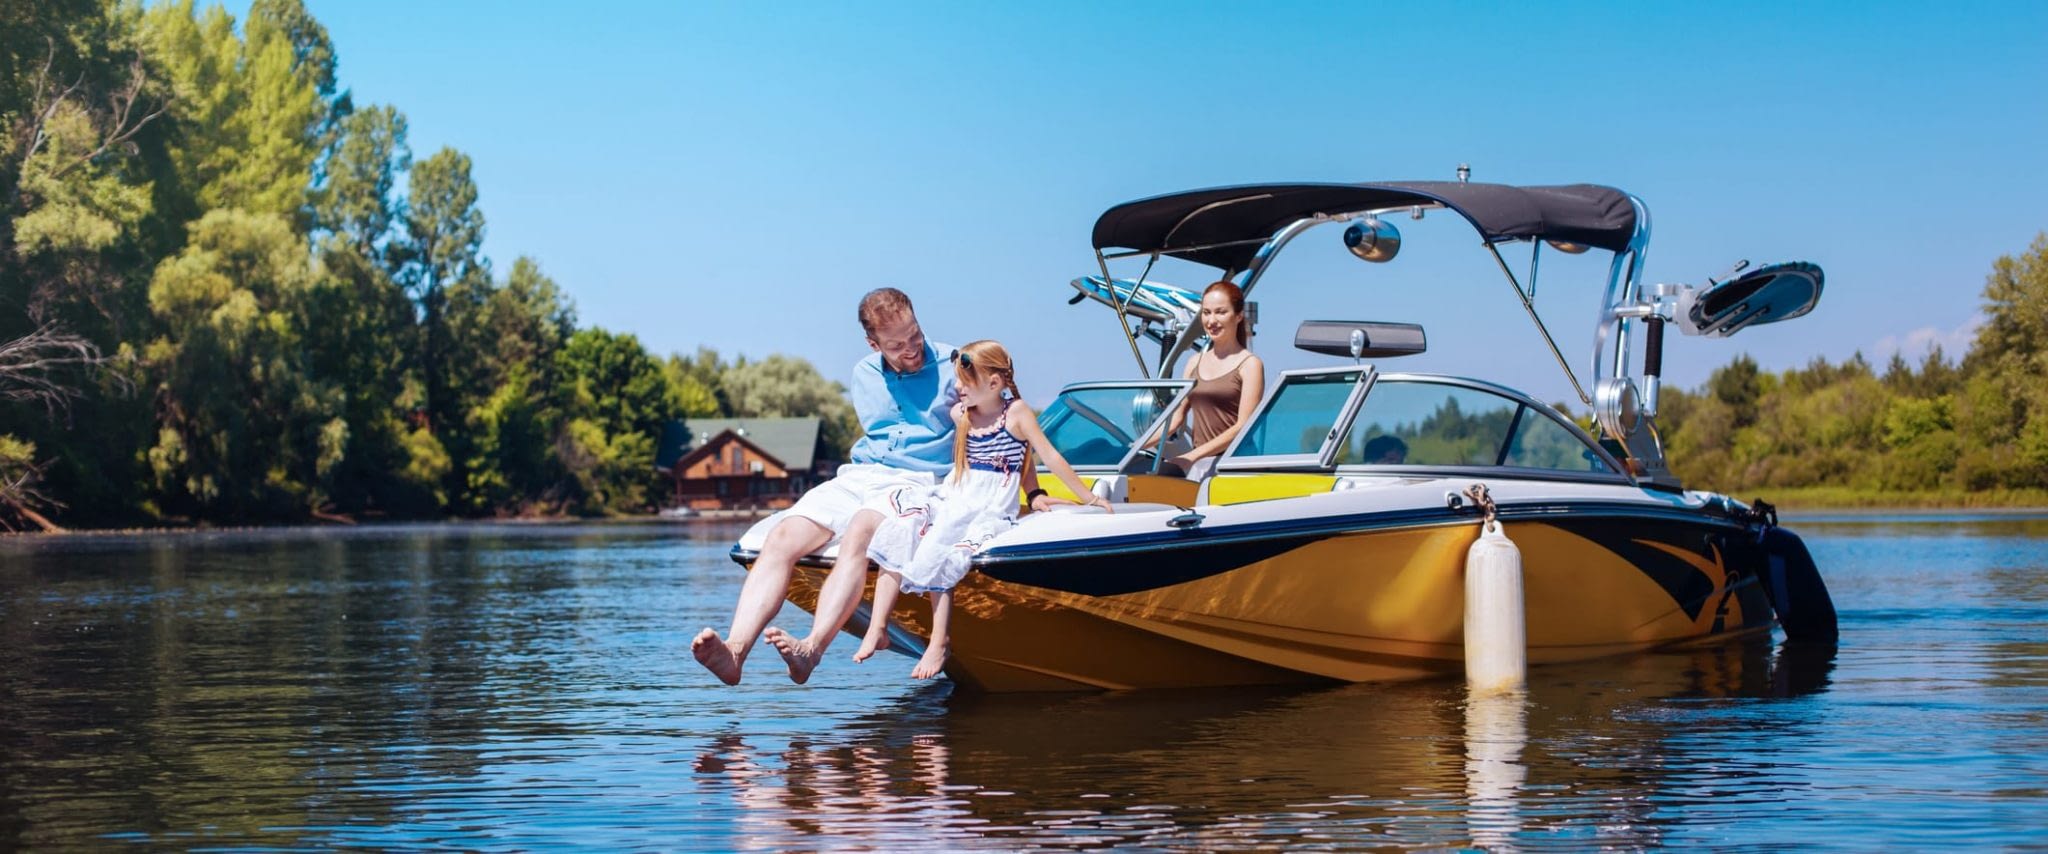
left=694, top=288, right=958, bottom=685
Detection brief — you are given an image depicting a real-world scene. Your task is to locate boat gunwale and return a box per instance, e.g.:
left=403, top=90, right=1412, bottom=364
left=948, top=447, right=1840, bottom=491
left=728, top=496, right=1756, bottom=570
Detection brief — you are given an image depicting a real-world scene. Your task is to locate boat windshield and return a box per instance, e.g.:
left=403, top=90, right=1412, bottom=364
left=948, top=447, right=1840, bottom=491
left=1339, top=378, right=1616, bottom=474
left=1219, top=368, right=1372, bottom=470
left=1036, top=381, right=1191, bottom=472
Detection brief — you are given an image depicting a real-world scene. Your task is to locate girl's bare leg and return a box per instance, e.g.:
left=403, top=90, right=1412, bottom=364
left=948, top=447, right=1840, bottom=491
left=911, top=590, right=952, bottom=679
left=854, top=571, right=901, bottom=663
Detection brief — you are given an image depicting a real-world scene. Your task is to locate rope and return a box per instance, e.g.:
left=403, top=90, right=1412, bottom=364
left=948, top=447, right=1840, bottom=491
left=1464, top=482, right=1497, bottom=529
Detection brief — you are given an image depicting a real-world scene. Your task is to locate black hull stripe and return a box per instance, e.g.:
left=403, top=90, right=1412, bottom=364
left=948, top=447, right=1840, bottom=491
left=977, top=501, right=1747, bottom=564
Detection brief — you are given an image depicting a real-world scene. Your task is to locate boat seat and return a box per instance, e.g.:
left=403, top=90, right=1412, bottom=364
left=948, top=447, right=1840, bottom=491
left=1199, top=473, right=1340, bottom=506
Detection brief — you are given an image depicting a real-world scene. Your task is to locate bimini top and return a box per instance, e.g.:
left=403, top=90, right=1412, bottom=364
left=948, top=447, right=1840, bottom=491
left=1091, top=181, right=1638, bottom=271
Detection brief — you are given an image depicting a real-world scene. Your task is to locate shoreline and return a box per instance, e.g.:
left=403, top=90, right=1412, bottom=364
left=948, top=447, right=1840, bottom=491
left=0, top=513, right=766, bottom=539
left=8, top=504, right=2045, bottom=538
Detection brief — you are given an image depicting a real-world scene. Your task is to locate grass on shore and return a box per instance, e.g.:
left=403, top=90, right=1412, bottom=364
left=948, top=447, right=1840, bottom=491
left=1715, top=486, right=2048, bottom=512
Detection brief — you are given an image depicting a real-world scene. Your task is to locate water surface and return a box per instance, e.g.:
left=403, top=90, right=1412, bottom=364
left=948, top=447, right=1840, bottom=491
left=2, top=515, right=2045, bottom=849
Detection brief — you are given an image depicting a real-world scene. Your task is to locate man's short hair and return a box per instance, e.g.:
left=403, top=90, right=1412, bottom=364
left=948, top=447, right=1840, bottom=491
left=858, top=288, right=916, bottom=336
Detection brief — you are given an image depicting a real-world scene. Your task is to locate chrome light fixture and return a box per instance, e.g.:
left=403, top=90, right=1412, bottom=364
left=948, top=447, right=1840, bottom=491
left=1343, top=216, right=1401, bottom=263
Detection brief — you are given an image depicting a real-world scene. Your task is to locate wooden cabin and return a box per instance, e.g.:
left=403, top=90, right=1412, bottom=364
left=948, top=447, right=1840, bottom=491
left=655, top=417, right=838, bottom=512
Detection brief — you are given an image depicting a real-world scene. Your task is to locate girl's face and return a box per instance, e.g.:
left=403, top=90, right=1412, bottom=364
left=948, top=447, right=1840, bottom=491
left=1200, top=291, right=1240, bottom=344
left=956, top=363, right=1005, bottom=409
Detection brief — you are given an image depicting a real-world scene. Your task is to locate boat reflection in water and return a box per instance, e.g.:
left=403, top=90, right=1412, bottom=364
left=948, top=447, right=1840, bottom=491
left=692, top=639, right=1835, bottom=848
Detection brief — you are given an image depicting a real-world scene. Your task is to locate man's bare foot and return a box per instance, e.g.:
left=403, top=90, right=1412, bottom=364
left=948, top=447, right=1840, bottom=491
left=852, top=630, right=890, bottom=664
left=764, top=626, right=824, bottom=684
left=691, top=627, right=744, bottom=685
left=911, top=644, right=947, bottom=679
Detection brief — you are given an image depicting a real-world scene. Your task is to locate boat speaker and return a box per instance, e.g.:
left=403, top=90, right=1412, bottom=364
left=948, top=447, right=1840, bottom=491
left=1594, top=377, right=1640, bottom=438
left=1343, top=217, right=1401, bottom=262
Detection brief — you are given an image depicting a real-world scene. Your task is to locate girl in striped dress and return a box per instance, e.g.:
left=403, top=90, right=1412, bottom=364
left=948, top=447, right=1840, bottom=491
left=855, top=340, right=1109, bottom=679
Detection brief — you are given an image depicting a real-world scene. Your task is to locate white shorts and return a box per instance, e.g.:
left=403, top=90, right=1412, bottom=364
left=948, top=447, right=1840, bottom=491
left=739, top=464, right=938, bottom=550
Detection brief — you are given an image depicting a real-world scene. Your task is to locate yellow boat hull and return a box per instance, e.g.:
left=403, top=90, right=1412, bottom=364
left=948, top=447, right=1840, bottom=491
left=751, top=512, right=1773, bottom=693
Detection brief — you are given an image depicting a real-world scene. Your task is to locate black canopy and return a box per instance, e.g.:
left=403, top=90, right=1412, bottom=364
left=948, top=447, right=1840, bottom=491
left=1090, top=181, right=1638, bottom=271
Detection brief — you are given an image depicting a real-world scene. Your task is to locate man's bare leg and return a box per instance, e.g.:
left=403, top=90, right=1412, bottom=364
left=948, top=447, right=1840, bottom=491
left=911, top=589, right=952, bottom=679
left=693, top=515, right=831, bottom=685
left=854, top=570, right=903, bottom=663
left=766, top=509, right=882, bottom=684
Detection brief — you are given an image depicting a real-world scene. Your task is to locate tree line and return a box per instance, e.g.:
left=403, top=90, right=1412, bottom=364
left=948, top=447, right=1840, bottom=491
left=3, top=3, right=2040, bottom=529
left=0, top=0, right=853, bottom=529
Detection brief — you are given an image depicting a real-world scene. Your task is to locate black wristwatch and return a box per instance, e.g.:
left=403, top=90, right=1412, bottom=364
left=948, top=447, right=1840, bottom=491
left=1025, top=488, right=1048, bottom=506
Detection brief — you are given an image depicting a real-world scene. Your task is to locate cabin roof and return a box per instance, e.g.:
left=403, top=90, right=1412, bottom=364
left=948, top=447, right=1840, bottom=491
left=655, top=417, right=824, bottom=472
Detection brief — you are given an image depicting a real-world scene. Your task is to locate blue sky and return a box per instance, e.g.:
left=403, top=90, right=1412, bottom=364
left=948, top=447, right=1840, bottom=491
left=256, top=1, right=2046, bottom=405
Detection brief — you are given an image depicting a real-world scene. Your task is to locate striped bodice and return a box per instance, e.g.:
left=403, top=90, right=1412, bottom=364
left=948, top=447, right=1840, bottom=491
left=965, top=414, right=1028, bottom=475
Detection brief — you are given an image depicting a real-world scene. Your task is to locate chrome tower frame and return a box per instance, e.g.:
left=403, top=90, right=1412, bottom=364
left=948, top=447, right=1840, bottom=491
left=1088, top=191, right=1681, bottom=487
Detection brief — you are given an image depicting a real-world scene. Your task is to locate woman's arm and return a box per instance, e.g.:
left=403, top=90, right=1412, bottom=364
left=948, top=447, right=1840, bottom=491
left=1138, top=359, right=1197, bottom=449
left=1174, top=353, right=1265, bottom=465
left=1009, top=402, right=1111, bottom=512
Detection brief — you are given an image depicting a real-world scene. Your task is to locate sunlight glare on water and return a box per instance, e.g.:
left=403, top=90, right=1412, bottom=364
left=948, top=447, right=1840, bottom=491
left=1, top=515, right=2046, bottom=849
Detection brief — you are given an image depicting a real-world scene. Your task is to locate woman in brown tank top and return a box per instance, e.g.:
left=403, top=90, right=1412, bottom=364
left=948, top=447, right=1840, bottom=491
left=1159, top=281, right=1265, bottom=476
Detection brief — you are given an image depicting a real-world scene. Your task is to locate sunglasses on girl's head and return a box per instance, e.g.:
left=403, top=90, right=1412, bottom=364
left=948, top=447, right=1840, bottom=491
left=956, top=351, right=973, bottom=369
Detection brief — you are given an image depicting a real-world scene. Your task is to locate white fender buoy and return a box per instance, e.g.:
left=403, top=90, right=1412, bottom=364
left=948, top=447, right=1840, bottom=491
left=1464, top=485, right=1526, bottom=694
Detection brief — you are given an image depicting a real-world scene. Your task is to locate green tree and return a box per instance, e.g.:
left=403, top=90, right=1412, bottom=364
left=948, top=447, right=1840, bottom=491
left=143, top=0, right=334, bottom=222
left=1707, top=353, right=1763, bottom=430
left=551, top=327, right=678, bottom=514
left=143, top=209, right=342, bottom=520
left=1961, top=234, right=2048, bottom=488
left=666, top=346, right=729, bottom=416
left=314, top=104, right=408, bottom=259
left=400, top=147, right=485, bottom=435
left=722, top=353, right=859, bottom=457
left=300, top=103, right=434, bottom=515
left=1969, top=233, right=2048, bottom=372
left=449, top=258, right=578, bottom=514
left=1, top=2, right=165, bottom=527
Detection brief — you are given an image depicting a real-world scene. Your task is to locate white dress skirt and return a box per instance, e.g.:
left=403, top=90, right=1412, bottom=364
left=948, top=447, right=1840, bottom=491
left=864, top=414, right=1028, bottom=594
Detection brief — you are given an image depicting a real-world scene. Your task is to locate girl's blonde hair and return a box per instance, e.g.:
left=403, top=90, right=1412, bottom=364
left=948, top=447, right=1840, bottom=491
left=951, top=340, right=1027, bottom=483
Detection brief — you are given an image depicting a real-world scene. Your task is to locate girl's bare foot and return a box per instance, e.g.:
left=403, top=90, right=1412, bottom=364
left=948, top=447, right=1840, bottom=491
left=763, top=627, right=823, bottom=684
left=852, top=630, right=890, bottom=663
left=691, top=628, right=744, bottom=685
left=911, top=644, right=947, bottom=679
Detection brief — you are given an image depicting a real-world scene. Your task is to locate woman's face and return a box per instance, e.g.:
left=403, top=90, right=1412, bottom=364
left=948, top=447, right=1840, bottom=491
left=1200, top=291, right=1240, bottom=345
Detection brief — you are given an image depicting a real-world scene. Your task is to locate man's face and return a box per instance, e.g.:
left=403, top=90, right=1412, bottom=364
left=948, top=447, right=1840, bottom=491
left=867, top=314, right=926, bottom=374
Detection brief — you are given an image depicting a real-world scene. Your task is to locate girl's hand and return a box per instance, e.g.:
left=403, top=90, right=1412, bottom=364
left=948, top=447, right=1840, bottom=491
left=1088, top=495, right=1114, bottom=514
left=950, top=401, right=969, bottom=421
